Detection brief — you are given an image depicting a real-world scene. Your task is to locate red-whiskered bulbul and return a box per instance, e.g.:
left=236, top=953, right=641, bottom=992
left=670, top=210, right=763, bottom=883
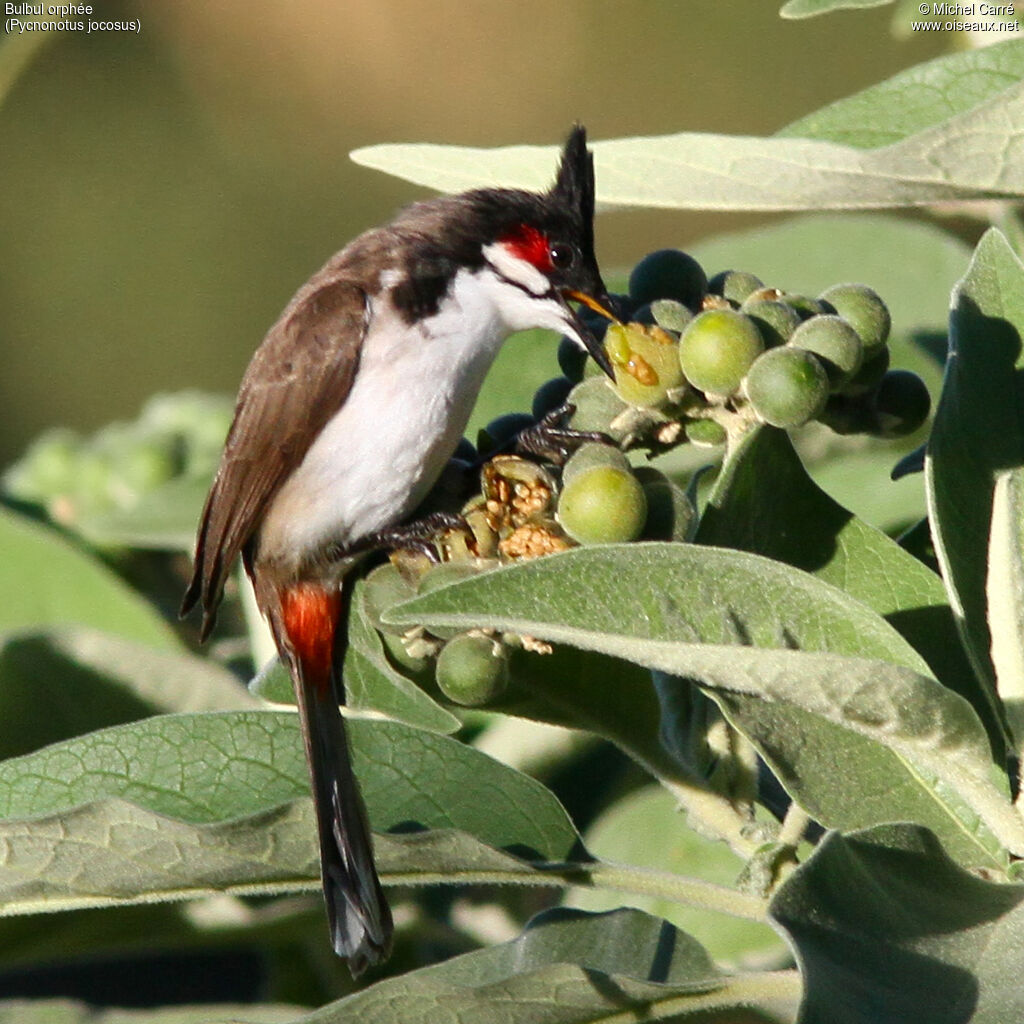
left=180, top=126, right=612, bottom=975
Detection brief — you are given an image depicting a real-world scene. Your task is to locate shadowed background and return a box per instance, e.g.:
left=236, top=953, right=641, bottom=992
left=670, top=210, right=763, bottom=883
left=0, top=1, right=944, bottom=467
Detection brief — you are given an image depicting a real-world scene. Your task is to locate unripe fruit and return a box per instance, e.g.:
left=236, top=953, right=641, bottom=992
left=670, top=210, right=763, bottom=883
left=742, top=299, right=801, bottom=348
left=435, top=632, right=509, bottom=706
left=871, top=370, right=931, bottom=438
left=557, top=464, right=647, bottom=545
left=531, top=377, right=574, bottom=420
left=708, top=269, right=764, bottom=305
left=629, top=249, right=708, bottom=310
left=745, top=347, right=829, bottom=428
left=685, top=418, right=728, bottom=447
left=788, top=315, right=864, bottom=389
left=605, top=322, right=685, bottom=408
left=562, top=441, right=631, bottom=484
left=567, top=378, right=630, bottom=439
left=783, top=294, right=833, bottom=320
left=651, top=299, right=694, bottom=333
left=679, top=309, right=764, bottom=396
left=818, top=283, right=890, bottom=355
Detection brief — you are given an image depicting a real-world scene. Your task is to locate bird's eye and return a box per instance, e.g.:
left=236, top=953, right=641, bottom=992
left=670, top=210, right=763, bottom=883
left=548, top=243, right=576, bottom=270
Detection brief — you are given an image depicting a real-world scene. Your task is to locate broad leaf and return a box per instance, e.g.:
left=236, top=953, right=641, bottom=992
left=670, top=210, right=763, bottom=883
left=697, top=427, right=1003, bottom=749
left=927, top=229, right=1024, bottom=706
left=0, top=712, right=579, bottom=914
left=0, top=627, right=255, bottom=759
left=771, top=824, right=1024, bottom=1024
left=305, top=907, right=801, bottom=1024
left=387, top=548, right=1023, bottom=865
left=351, top=78, right=1024, bottom=211
left=386, top=544, right=931, bottom=671
left=781, top=38, right=1024, bottom=147
left=0, top=507, right=179, bottom=649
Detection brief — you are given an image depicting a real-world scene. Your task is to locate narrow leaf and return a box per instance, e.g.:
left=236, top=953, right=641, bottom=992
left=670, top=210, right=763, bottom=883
left=352, top=78, right=1024, bottom=211
left=988, top=469, right=1024, bottom=745
left=926, top=229, right=1024, bottom=704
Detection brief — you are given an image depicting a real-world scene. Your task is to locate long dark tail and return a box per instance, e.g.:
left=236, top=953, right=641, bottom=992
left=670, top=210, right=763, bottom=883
left=278, top=578, right=393, bottom=976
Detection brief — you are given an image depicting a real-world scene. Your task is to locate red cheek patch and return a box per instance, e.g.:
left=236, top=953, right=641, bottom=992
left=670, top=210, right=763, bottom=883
left=499, top=224, right=551, bottom=271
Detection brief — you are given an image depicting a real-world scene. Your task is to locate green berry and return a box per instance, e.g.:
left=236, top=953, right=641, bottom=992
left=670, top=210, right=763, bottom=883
left=742, top=299, right=801, bottom=348
left=788, top=315, right=864, bottom=389
left=557, top=464, right=647, bottom=545
left=605, top=322, right=685, bottom=408
left=871, top=370, right=931, bottom=438
left=818, top=283, right=890, bottom=355
left=651, top=299, right=694, bottom=333
left=782, top=294, right=833, bottom=320
left=435, top=632, right=509, bottom=706
left=685, top=418, right=728, bottom=447
left=531, top=377, right=574, bottom=420
left=679, top=309, right=764, bottom=396
left=562, top=442, right=631, bottom=484
left=708, top=270, right=764, bottom=305
left=745, top=347, right=829, bottom=428
left=629, top=249, right=708, bottom=309
left=566, top=378, right=630, bottom=439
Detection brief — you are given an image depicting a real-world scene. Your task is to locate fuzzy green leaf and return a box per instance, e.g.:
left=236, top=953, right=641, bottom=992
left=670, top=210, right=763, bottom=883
left=352, top=76, right=1024, bottom=211
left=926, top=229, right=1024, bottom=711
left=771, top=824, right=1024, bottom=1023
left=0, top=712, right=579, bottom=914
left=302, top=907, right=801, bottom=1024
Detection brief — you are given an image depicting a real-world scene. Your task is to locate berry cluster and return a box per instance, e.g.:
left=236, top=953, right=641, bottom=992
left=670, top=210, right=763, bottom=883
left=561, top=248, right=929, bottom=448
left=368, top=250, right=932, bottom=708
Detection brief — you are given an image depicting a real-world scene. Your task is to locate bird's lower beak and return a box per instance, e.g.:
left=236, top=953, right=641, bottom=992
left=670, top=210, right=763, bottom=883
left=563, top=289, right=619, bottom=379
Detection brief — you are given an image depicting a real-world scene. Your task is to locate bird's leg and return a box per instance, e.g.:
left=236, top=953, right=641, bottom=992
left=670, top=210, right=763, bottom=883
left=319, top=511, right=469, bottom=568
left=515, top=402, right=615, bottom=465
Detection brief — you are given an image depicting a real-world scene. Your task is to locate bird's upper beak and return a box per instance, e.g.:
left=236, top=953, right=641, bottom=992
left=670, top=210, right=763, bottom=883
left=562, top=289, right=618, bottom=378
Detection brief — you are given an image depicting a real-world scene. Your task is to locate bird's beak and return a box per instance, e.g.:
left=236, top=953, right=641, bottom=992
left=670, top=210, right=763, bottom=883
left=563, top=289, right=619, bottom=379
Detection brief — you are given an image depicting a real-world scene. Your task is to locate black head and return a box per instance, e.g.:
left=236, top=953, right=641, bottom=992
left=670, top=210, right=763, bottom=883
left=387, top=126, right=612, bottom=372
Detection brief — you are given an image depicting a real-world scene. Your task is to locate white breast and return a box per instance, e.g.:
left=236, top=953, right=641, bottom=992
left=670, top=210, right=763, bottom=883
left=258, top=268, right=512, bottom=569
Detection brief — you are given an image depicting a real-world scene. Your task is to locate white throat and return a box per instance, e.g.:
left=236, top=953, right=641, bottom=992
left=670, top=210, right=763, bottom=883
left=258, top=265, right=569, bottom=572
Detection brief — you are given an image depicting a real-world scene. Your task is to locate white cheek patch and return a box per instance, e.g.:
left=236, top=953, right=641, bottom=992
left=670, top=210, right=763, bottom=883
left=482, top=242, right=550, bottom=297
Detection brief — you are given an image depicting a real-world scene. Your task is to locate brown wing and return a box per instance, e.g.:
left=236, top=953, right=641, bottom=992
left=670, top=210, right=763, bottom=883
left=182, top=273, right=370, bottom=640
